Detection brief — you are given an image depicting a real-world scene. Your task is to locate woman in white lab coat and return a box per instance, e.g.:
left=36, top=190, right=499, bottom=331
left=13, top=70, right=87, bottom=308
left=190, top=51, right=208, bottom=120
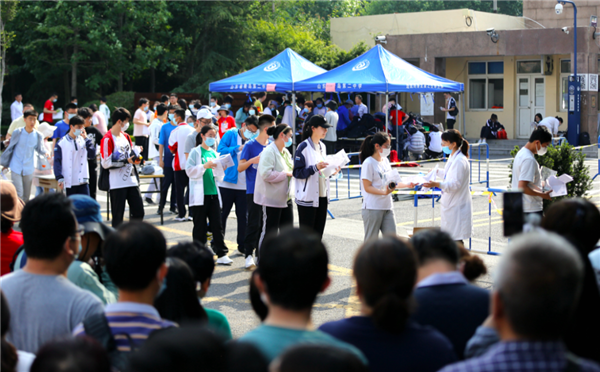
left=423, top=129, right=473, bottom=243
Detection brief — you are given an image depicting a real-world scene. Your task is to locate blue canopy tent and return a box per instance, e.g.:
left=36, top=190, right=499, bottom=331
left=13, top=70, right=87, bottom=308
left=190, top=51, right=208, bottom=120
left=209, top=48, right=327, bottom=149
left=295, top=45, right=465, bottom=150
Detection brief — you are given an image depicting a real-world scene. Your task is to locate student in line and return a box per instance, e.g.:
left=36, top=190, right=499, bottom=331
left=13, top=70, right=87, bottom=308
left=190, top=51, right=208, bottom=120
left=423, top=129, right=472, bottom=243
left=359, top=132, right=414, bottom=241
left=185, top=125, right=232, bottom=265
left=293, top=115, right=336, bottom=239
left=254, top=124, right=295, bottom=249
left=77, top=107, right=103, bottom=200
left=157, top=105, right=179, bottom=215
left=54, top=115, right=96, bottom=196
left=168, top=107, right=194, bottom=222
left=238, top=114, right=276, bottom=269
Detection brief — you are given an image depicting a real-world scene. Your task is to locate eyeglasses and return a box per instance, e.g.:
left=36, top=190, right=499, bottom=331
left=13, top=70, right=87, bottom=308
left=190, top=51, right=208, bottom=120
left=71, top=227, right=85, bottom=240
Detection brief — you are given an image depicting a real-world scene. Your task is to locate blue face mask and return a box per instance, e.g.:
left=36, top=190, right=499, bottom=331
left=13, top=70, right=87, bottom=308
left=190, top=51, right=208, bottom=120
left=317, top=103, right=323, bottom=108
left=442, top=146, right=452, bottom=155
left=68, top=113, right=76, bottom=119
left=285, top=138, right=293, bottom=147
left=168, top=113, right=175, bottom=121
left=189, top=104, right=195, bottom=110
left=225, top=103, right=231, bottom=109
left=249, top=109, right=256, bottom=116
left=205, top=137, right=216, bottom=147
left=244, top=129, right=257, bottom=140
left=143, top=106, right=149, bottom=112
left=210, top=102, right=216, bottom=107
left=74, top=129, right=82, bottom=136
left=52, top=98, right=57, bottom=102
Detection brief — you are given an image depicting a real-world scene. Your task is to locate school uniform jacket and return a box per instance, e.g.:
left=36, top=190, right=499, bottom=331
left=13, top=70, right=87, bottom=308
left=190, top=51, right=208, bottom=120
left=54, top=134, right=95, bottom=188
left=293, top=138, right=330, bottom=208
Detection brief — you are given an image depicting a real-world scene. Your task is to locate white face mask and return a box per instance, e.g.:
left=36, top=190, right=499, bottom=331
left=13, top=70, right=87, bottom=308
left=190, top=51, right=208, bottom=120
left=536, top=142, right=547, bottom=156
left=381, top=147, right=391, bottom=158
left=121, top=122, right=130, bottom=132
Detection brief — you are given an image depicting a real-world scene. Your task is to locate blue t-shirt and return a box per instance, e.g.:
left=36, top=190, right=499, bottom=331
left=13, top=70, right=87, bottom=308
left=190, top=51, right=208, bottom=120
left=239, top=325, right=367, bottom=364
left=52, top=120, right=70, bottom=140
left=240, top=138, right=266, bottom=194
left=337, top=105, right=351, bottom=131
left=319, top=317, right=456, bottom=372
left=159, top=123, right=178, bottom=168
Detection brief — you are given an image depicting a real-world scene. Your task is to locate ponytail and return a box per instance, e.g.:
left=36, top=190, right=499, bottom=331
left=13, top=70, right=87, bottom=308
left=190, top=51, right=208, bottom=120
left=267, top=123, right=291, bottom=141
left=457, top=245, right=487, bottom=282
left=359, top=132, right=389, bottom=162
left=353, top=236, right=416, bottom=334
left=441, top=129, right=469, bottom=158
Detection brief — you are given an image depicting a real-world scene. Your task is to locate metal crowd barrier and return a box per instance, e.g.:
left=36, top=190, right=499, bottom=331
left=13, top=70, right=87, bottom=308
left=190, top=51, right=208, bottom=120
left=468, top=143, right=490, bottom=188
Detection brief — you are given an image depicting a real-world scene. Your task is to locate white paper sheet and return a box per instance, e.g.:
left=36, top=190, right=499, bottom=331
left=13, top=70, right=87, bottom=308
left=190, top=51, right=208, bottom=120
left=548, top=174, right=573, bottom=197
left=321, top=149, right=351, bottom=178
left=213, top=154, right=234, bottom=179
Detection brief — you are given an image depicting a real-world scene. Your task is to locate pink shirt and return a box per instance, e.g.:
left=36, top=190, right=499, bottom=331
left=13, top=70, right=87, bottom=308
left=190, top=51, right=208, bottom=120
left=92, top=111, right=107, bottom=135
left=133, top=108, right=148, bottom=137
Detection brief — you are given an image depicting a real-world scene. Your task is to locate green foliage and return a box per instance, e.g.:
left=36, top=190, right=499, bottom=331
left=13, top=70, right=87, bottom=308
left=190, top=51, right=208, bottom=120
left=509, top=143, right=593, bottom=210
left=362, top=0, right=522, bottom=16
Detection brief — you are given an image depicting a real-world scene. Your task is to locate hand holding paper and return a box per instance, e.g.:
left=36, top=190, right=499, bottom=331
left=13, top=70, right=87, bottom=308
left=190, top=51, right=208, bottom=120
left=321, top=150, right=351, bottom=178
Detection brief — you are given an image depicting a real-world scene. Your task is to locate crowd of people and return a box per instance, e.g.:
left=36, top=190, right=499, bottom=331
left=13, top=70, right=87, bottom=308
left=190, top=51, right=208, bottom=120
left=0, top=183, right=599, bottom=372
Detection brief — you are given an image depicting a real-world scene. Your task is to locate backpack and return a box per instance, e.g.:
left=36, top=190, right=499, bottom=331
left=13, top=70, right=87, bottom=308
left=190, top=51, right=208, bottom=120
left=496, top=129, right=507, bottom=139
left=579, top=132, right=591, bottom=146
left=83, top=313, right=133, bottom=372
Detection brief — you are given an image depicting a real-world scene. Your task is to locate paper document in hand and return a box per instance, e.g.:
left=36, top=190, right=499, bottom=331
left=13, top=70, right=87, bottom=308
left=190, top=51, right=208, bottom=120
left=213, top=154, right=234, bottom=179
left=322, top=150, right=351, bottom=178
left=540, top=166, right=557, bottom=191
left=547, top=174, right=573, bottom=197
left=383, top=170, right=403, bottom=190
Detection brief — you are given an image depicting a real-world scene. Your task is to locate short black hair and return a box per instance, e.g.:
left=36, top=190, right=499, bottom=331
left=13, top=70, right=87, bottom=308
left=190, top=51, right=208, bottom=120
left=556, top=116, right=563, bottom=123
left=170, top=92, right=178, bottom=97
left=20, top=193, right=76, bottom=260
left=65, top=103, right=78, bottom=111
left=111, top=107, right=131, bottom=125
left=411, top=229, right=459, bottom=265
left=177, top=98, right=187, bottom=109
left=535, top=113, right=543, bottom=121
left=156, top=103, right=168, bottom=116
left=138, top=98, right=149, bottom=107
left=257, top=114, right=276, bottom=129
left=160, top=95, right=169, bottom=103
left=100, top=96, right=107, bottom=102
left=23, top=109, right=38, bottom=119
left=224, top=95, right=233, bottom=103
left=89, top=104, right=98, bottom=112
left=71, top=96, right=77, bottom=101
left=167, top=241, right=215, bottom=284
left=77, top=107, right=93, bottom=119
left=103, top=222, right=166, bottom=291
left=315, top=97, right=323, bottom=103
left=355, top=94, right=363, bottom=101
left=528, top=126, right=552, bottom=144
left=51, top=92, right=58, bottom=98
left=69, top=115, right=85, bottom=126
left=244, top=115, right=259, bottom=129
left=174, top=108, right=186, bottom=121
left=491, top=114, right=498, bottom=120
left=257, top=228, right=328, bottom=310
left=277, top=345, right=368, bottom=372
left=31, top=337, right=111, bottom=372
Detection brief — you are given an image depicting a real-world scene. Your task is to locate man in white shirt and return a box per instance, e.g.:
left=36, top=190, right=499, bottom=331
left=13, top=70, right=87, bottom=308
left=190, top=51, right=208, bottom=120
left=441, top=92, right=457, bottom=130
left=263, top=100, right=278, bottom=116
left=99, top=97, right=110, bottom=125
left=6, top=103, right=39, bottom=140
left=168, top=107, right=194, bottom=222
left=354, top=95, right=368, bottom=118
left=209, top=97, right=220, bottom=116
left=313, top=97, right=327, bottom=116
left=324, top=101, right=339, bottom=154
left=144, top=103, right=168, bottom=204
left=10, top=93, right=23, bottom=122
left=133, top=98, right=150, bottom=160
left=511, top=126, right=553, bottom=218
left=281, top=99, right=296, bottom=127
left=537, top=116, right=563, bottom=137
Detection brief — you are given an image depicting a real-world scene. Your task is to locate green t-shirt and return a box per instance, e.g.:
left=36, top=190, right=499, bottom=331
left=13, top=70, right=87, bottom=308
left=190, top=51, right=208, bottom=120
left=201, top=147, right=218, bottom=195
left=239, top=325, right=367, bottom=364
left=205, top=308, right=232, bottom=340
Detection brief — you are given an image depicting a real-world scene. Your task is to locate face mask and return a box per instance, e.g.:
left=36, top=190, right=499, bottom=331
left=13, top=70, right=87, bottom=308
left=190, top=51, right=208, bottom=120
left=168, top=113, right=174, bottom=121
left=381, top=147, right=391, bottom=158
left=205, top=137, right=216, bottom=147
left=537, top=143, right=547, bottom=156
left=73, top=102, right=78, bottom=106
left=189, top=104, right=195, bottom=110
left=225, top=103, right=231, bottom=109
left=210, top=102, right=216, bottom=107
left=244, top=129, right=257, bottom=140
left=121, top=122, right=130, bottom=132
left=249, top=109, right=256, bottom=116
left=285, top=138, right=293, bottom=147
left=52, top=98, right=57, bottom=102
left=317, top=103, right=323, bottom=108
left=442, top=146, right=452, bottom=155
left=143, top=106, right=149, bottom=112
left=68, top=113, right=76, bottom=119
left=156, top=277, right=167, bottom=298
left=74, top=129, right=82, bottom=136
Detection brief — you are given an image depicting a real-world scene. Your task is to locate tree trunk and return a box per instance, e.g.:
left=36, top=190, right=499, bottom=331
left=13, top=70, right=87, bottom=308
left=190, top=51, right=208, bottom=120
left=0, top=17, right=6, bottom=127
left=63, top=46, right=70, bottom=101
left=118, top=73, right=123, bottom=92
left=71, top=36, right=78, bottom=98
left=150, top=67, right=155, bottom=93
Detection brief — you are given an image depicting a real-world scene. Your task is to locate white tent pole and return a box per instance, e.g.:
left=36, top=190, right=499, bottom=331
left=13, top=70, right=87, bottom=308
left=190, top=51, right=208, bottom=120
left=395, top=93, right=399, bottom=153
left=461, top=92, right=466, bottom=135
left=385, top=93, right=389, bottom=138
left=292, top=92, right=297, bottom=155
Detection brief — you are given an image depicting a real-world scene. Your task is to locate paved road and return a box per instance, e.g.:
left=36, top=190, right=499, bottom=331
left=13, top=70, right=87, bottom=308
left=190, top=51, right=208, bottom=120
left=93, top=157, right=600, bottom=338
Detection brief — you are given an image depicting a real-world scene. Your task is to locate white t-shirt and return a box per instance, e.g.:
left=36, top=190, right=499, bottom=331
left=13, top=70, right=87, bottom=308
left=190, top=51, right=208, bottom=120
left=538, top=117, right=560, bottom=136
left=219, top=132, right=246, bottom=191
left=360, top=156, right=393, bottom=210
left=511, top=147, right=542, bottom=212
left=11, top=100, right=23, bottom=121
left=148, top=118, right=163, bottom=160
left=133, top=108, right=149, bottom=137
left=168, top=123, right=194, bottom=170
left=263, top=107, right=273, bottom=116
left=429, top=132, right=442, bottom=152
left=109, top=134, right=139, bottom=189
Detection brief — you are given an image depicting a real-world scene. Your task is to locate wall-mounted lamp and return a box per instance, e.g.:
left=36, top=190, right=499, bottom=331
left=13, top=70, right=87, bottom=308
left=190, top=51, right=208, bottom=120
left=487, top=28, right=499, bottom=43
left=375, top=35, right=387, bottom=44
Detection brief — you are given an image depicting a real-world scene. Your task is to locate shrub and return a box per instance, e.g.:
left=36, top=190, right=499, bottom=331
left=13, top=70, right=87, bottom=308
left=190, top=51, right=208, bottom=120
left=509, top=143, right=593, bottom=210
left=82, top=91, right=136, bottom=127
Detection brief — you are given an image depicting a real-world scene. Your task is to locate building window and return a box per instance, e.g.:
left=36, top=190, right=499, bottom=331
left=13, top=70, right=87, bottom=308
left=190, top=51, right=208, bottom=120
left=468, top=62, right=504, bottom=110
left=560, top=59, right=570, bottom=111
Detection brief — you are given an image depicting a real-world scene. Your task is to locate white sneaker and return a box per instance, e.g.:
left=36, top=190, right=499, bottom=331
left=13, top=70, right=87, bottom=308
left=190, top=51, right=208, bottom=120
left=186, top=216, right=193, bottom=221
left=482, top=138, right=487, bottom=144
left=174, top=216, right=187, bottom=222
left=477, top=139, right=482, bottom=144
left=216, top=256, right=233, bottom=265
left=245, top=256, right=256, bottom=269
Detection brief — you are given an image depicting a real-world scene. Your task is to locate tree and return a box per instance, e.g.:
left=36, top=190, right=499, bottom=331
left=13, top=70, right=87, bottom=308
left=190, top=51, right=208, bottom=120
left=362, top=0, right=522, bottom=17
left=1, top=0, right=18, bottom=126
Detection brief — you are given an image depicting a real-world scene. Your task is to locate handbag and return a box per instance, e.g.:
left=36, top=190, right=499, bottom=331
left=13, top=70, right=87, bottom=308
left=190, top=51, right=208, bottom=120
left=98, top=166, right=110, bottom=192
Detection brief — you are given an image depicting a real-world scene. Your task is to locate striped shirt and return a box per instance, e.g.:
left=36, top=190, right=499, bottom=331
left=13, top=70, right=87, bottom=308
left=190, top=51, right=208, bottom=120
left=73, top=302, right=176, bottom=352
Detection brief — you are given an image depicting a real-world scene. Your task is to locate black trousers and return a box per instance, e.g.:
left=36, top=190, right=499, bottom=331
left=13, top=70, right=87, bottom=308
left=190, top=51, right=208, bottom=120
left=244, top=194, right=263, bottom=258
left=135, top=136, right=149, bottom=160
left=297, top=197, right=329, bottom=239
left=323, top=140, right=336, bottom=155
left=159, top=167, right=176, bottom=210
left=66, top=183, right=90, bottom=197
left=259, top=200, right=294, bottom=250
left=174, top=170, right=189, bottom=218
left=219, top=187, right=247, bottom=250
left=480, top=126, right=496, bottom=139
left=109, top=186, right=145, bottom=228
left=446, top=119, right=456, bottom=130
left=191, top=195, right=228, bottom=258
left=88, top=159, right=97, bottom=200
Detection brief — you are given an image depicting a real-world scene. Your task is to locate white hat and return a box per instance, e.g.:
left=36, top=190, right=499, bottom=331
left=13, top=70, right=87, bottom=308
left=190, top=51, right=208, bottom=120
left=196, top=108, right=213, bottom=120
left=38, top=122, right=57, bottom=138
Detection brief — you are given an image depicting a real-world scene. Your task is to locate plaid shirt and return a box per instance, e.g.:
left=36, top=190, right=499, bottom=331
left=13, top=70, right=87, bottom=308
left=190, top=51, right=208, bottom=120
left=440, top=341, right=600, bottom=372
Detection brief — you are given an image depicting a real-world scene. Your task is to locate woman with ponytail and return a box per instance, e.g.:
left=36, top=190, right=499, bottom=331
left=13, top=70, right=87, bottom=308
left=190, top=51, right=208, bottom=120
left=423, top=129, right=473, bottom=243
left=186, top=125, right=232, bottom=265
left=254, top=123, right=295, bottom=250
left=359, top=132, right=414, bottom=241
left=318, top=236, right=457, bottom=372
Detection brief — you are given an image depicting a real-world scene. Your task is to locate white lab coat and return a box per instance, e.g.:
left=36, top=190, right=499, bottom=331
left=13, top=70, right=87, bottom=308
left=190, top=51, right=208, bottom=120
left=436, top=151, right=472, bottom=241
left=185, top=145, right=223, bottom=208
